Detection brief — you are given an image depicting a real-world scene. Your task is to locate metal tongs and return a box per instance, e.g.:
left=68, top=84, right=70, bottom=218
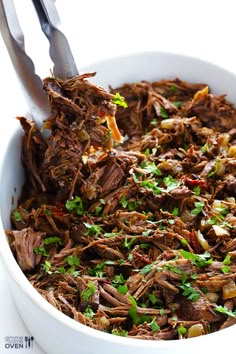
left=0, top=0, right=78, bottom=125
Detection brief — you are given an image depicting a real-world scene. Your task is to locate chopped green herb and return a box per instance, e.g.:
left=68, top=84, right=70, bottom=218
left=123, top=237, right=137, bottom=251
left=180, top=249, right=212, bottom=268
left=150, top=118, right=158, bottom=125
left=44, top=236, right=62, bottom=245
left=112, top=92, right=128, bottom=108
left=55, top=267, right=66, bottom=274
left=34, top=246, right=49, bottom=257
left=13, top=210, right=22, bottom=222
left=117, top=284, right=128, bottom=294
left=44, top=209, right=52, bottom=216
left=66, top=196, right=84, bottom=215
left=103, top=230, right=122, bottom=238
left=172, top=207, right=179, bottom=216
left=41, top=260, right=52, bottom=274
left=221, top=265, right=230, bottom=274
left=112, top=273, right=125, bottom=286
left=148, top=317, right=160, bottom=332
left=83, top=305, right=95, bottom=319
left=173, top=101, right=183, bottom=109
left=65, top=255, right=80, bottom=267
left=179, top=282, right=200, bottom=301
left=81, top=282, right=96, bottom=301
left=142, top=229, right=152, bottom=236
left=160, top=106, right=169, bottom=118
left=169, top=85, right=176, bottom=93
left=83, top=222, right=102, bottom=237
left=140, top=263, right=153, bottom=275
left=190, top=201, right=204, bottom=215
left=223, top=254, right=231, bottom=265
left=148, top=293, right=159, bottom=305
left=142, top=161, right=162, bottom=176
left=181, top=238, right=188, bottom=247
left=120, top=194, right=128, bottom=208
left=207, top=158, right=220, bottom=178
left=163, top=175, right=181, bottom=192
left=193, top=186, right=201, bottom=196
left=215, top=305, right=236, bottom=318
left=112, top=329, right=128, bottom=337
left=177, top=325, right=187, bottom=335
left=201, top=142, right=210, bottom=154
left=140, top=180, right=162, bottom=195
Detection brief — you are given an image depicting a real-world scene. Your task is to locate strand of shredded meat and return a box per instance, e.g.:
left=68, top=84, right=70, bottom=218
left=6, top=73, right=236, bottom=340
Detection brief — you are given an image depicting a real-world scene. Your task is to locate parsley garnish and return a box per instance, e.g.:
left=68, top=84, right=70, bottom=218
left=160, top=106, right=169, bottom=118
left=193, top=186, right=201, bottom=196
left=173, top=101, right=183, bottom=109
left=177, top=325, right=187, bottom=335
left=83, top=305, right=95, bottom=319
left=180, top=249, right=212, bottom=267
left=41, top=260, right=52, bottom=274
left=13, top=210, right=22, bottom=222
left=163, top=175, right=181, bottom=192
left=44, top=236, right=62, bottom=245
left=123, top=237, right=137, bottom=251
left=112, top=92, right=128, bottom=108
left=65, top=255, right=80, bottom=267
left=148, top=317, right=160, bottom=332
left=141, top=161, right=162, bottom=176
left=66, top=196, right=84, bottom=215
left=215, top=305, right=236, bottom=318
left=190, top=201, right=204, bottom=215
left=83, top=222, right=102, bottom=237
left=81, top=282, right=96, bottom=301
left=179, top=282, right=200, bottom=301
left=34, top=246, right=49, bottom=257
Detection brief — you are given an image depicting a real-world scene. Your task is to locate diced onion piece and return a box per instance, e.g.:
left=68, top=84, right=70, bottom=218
left=160, top=118, right=176, bottom=130
left=206, top=292, right=219, bottom=303
left=107, top=115, right=123, bottom=143
left=187, top=324, right=205, bottom=338
left=228, top=145, right=236, bottom=157
left=215, top=160, right=225, bottom=176
left=212, top=225, right=230, bottom=237
left=196, top=230, right=210, bottom=250
left=99, top=316, right=110, bottom=327
left=193, top=86, right=209, bottom=101
left=218, top=134, right=230, bottom=148
left=82, top=155, right=88, bottom=164
left=222, top=281, right=236, bottom=299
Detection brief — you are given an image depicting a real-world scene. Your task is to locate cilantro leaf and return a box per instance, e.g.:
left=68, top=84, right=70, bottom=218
left=81, top=282, right=96, bottom=301
left=44, top=236, right=62, bottom=245
left=215, top=305, right=236, bottom=318
left=66, top=196, right=84, bottom=215
left=180, top=249, right=212, bottom=267
left=65, top=255, right=80, bottom=267
left=112, top=93, right=128, bottom=108
left=190, top=201, right=204, bottom=215
left=13, top=210, right=22, bottom=222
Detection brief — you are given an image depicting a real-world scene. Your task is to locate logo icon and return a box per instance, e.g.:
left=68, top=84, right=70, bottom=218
left=4, top=336, right=34, bottom=349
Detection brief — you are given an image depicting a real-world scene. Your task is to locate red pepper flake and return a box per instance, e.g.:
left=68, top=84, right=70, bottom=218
left=189, top=231, right=201, bottom=253
left=185, top=177, right=207, bottom=188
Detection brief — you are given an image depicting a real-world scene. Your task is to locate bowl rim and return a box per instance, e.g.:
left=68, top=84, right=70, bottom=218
left=0, top=50, right=236, bottom=348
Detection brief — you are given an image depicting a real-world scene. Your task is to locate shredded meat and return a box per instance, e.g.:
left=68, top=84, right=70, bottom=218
left=7, top=73, right=236, bottom=340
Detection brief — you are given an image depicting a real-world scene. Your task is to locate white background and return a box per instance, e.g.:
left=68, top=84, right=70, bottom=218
left=0, top=0, right=236, bottom=352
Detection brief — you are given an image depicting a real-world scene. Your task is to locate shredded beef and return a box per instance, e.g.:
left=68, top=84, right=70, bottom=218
left=7, top=73, right=236, bottom=340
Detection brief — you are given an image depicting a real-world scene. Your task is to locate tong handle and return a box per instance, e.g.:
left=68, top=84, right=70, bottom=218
left=31, top=0, right=78, bottom=79
left=0, top=0, right=50, bottom=125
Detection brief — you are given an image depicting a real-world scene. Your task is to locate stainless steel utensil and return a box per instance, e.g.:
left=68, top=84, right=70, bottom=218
left=0, top=0, right=78, bottom=126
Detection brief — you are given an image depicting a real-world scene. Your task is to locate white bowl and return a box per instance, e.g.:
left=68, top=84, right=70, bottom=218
left=0, top=51, right=236, bottom=354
